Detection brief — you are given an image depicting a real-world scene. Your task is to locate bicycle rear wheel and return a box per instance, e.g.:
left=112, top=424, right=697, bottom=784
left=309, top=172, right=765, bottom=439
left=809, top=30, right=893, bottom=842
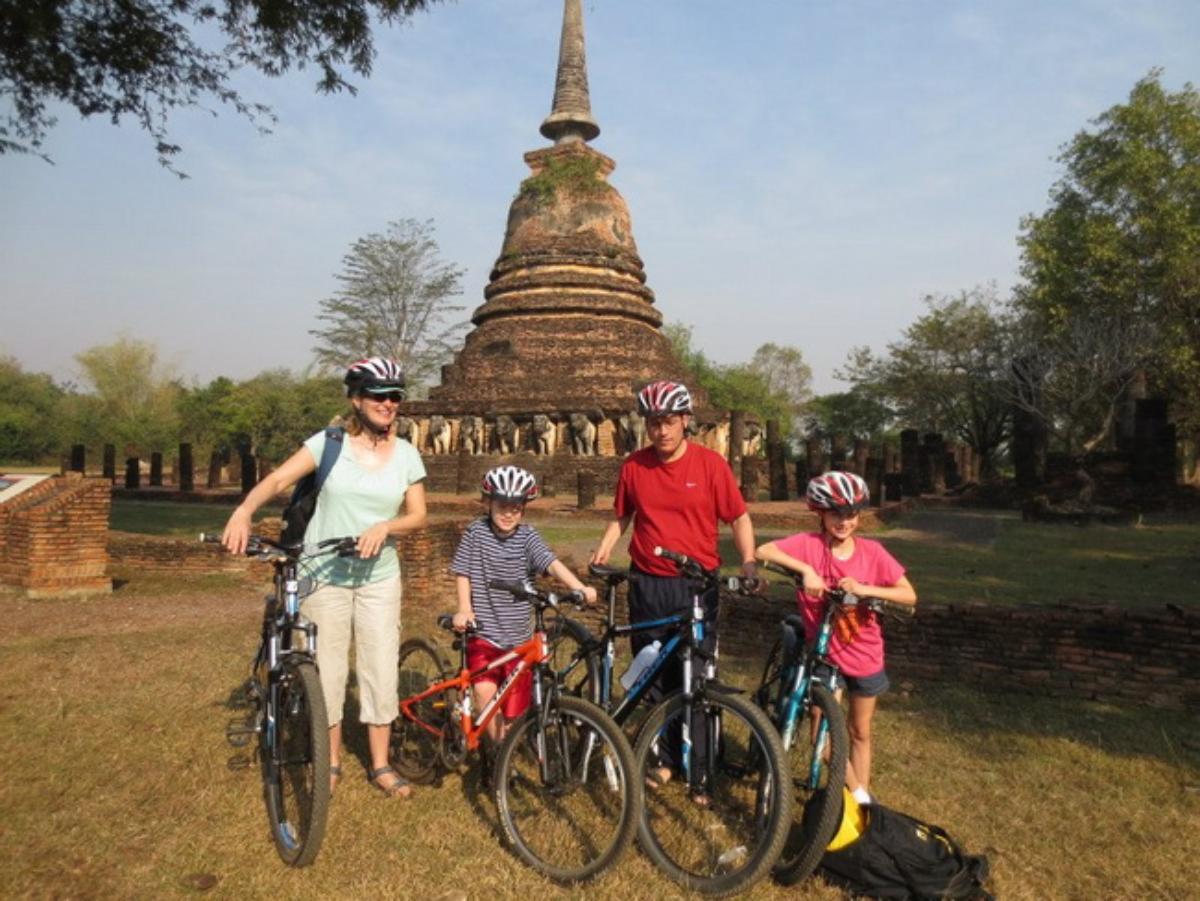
left=494, top=694, right=639, bottom=883
left=634, top=690, right=792, bottom=896
left=545, top=613, right=601, bottom=705
left=774, top=682, right=848, bottom=885
left=391, top=638, right=451, bottom=784
left=262, top=659, right=330, bottom=867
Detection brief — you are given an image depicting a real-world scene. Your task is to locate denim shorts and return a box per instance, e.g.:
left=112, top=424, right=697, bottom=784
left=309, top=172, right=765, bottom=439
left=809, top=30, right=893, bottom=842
left=835, top=668, right=890, bottom=698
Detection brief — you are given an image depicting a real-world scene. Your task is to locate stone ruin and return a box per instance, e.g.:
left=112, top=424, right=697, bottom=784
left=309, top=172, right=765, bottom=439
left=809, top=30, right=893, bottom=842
left=394, top=0, right=732, bottom=493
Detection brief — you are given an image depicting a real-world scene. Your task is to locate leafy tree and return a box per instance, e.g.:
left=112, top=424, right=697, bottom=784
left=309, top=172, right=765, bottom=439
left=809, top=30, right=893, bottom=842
left=663, top=323, right=796, bottom=431
left=310, top=218, right=466, bottom=397
left=747, top=343, right=813, bottom=420
left=1, top=0, right=442, bottom=171
left=1017, top=71, right=1200, bottom=431
left=0, top=356, right=66, bottom=462
left=1000, top=308, right=1152, bottom=457
left=221, top=369, right=344, bottom=464
left=73, top=337, right=180, bottom=453
left=802, top=390, right=893, bottom=444
left=838, top=287, right=1011, bottom=477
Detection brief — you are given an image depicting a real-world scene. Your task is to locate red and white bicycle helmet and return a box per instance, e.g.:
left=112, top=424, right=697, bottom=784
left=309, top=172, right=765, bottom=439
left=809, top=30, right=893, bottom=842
left=636, top=380, right=693, bottom=416
left=344, top=357, right=406, bottom=397
left=806, top=471, right=869, bottom=512
left=481, top=466, right=540, bottom=503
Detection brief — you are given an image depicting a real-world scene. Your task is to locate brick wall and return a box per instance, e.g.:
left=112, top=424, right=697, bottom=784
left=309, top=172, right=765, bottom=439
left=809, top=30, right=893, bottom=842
left=0, top=474, right=111, bottom=597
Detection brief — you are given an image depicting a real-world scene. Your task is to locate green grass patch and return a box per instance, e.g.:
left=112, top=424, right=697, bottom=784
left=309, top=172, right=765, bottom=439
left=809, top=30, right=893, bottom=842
left=1, top=587, right=1195, bottom=900
left=110, top=500, right=282, bottom=537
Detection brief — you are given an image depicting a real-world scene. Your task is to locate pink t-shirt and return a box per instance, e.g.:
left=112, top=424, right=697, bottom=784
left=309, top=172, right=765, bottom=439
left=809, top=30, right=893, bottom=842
left=773, top=532, right=906, bottom=677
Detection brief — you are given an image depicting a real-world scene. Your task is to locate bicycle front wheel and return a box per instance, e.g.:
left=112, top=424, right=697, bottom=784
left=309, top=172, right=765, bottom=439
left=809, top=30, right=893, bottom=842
left=634, top=690, right=792, bottom=896
left=391, top=638, right=450, bottom=784
left=545, top=613, right=602, bottom=705
left=774, top=682, right=848, bottom=885
left=263, top=659, right=330, bottom=867
left=495, top=694, right=640, bottom=883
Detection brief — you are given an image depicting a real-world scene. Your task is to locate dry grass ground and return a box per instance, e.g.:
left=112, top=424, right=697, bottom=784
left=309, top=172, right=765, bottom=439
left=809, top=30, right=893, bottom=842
left=2, top=536, right=1197, bottom=900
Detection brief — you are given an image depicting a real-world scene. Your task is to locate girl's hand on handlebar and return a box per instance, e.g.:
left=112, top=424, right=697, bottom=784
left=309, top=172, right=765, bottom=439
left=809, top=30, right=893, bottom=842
left=357, top=522, right=391, bottom=558
left=837, top=576, right=868, bottom=597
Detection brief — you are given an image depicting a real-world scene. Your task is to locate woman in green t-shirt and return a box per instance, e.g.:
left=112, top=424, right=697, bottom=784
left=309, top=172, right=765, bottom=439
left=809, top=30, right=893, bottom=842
left=223, top=358, right=427, bottom=799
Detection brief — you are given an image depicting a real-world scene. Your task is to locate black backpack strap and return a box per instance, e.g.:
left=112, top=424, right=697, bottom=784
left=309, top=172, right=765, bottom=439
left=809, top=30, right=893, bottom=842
left=313, top=427, right=344, bottom=494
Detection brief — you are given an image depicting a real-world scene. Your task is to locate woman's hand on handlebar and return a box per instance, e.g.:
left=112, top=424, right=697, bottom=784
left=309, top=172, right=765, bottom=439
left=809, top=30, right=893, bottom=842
left=357, top=521, right=391, bottom=559
left=221, top=508, right=252, bottom=556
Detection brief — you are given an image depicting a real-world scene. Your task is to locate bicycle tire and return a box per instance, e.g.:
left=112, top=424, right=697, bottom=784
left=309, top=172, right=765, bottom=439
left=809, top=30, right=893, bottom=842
left=634, top=690, right=792, bottom=896
left=262, top=659, right=330, bottom=867
left=545, top=613, right=602, bottom=705
left=494, top=694, right=640, bottom=883
left=392, top=638, right=451, bottom=784
left=773, top=683, right=848, bottom=885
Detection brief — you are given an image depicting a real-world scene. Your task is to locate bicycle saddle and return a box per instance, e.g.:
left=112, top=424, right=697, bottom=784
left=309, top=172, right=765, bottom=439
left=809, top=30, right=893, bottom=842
left=588, top=563, right=628, bottom=582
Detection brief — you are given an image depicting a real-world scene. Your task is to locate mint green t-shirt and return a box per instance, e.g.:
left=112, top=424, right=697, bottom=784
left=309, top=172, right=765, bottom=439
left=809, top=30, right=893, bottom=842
left=302, top=431, right=426, bottom=586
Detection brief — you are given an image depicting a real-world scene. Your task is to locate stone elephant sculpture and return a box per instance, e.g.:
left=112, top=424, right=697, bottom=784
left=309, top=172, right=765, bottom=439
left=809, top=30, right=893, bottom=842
left=493, top=415, right=518, bottom=454
left=569, top=412, right=598, bottom=456
left=428, top=415, right=452, bottom=455
left=396, top=416, right=420, bottom=446
left=459, top=415, right=483, bottom=455
left=617, top=411, right=645, bottom=453
left=530, top=414, right=556, bottom=455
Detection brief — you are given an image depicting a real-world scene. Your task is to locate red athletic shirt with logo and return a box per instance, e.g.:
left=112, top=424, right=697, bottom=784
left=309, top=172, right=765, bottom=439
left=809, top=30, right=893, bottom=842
left=613, top=442, right=747, bottom=576
left=774, top=532, right=906, bottom=677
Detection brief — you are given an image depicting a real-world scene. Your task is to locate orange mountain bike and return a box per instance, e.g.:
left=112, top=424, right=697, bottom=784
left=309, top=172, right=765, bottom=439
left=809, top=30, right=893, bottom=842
left=391, top=579, right=640, bottom=883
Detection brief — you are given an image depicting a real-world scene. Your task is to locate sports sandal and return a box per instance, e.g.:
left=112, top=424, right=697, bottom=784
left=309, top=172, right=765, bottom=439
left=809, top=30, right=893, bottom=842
left=367, top=765, right=412, bottom=799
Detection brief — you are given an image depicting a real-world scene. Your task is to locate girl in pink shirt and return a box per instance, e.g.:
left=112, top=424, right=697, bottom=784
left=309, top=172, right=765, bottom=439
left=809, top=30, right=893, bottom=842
left=756, top=471, right=916, bottom=806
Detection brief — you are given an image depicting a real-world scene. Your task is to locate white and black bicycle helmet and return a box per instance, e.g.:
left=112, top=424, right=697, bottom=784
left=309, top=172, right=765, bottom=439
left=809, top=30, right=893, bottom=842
left=636, top=380, right=693, bottom=416
left=481, top=466, right=540, bottom=503
left=344, top=357, right=406, bottom=398
left=807, top=471, right=870, bottom=512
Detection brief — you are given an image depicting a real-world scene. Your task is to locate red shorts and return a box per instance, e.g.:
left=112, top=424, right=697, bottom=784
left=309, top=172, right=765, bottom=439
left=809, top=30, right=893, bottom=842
left=466, top=637, right=533, bottom=720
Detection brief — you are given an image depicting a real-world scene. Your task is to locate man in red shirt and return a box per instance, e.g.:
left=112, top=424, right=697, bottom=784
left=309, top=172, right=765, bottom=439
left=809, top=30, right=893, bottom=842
left=592, top=380, right=759, bottom=789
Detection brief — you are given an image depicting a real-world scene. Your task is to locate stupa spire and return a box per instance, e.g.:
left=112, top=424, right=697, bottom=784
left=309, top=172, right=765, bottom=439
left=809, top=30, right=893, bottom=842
left=539, top=0, right=600, bottom=144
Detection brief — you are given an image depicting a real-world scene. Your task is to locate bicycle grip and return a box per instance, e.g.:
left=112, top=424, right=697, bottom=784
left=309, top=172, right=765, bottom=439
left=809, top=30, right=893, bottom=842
left=489, top=579, right=534, bottom=598
left=653, top=546, right=689, bottom=565
left=199, top=532, right=221, bottom=544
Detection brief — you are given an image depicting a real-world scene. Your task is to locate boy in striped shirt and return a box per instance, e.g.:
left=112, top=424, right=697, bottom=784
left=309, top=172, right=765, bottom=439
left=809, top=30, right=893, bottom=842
left=451, top=466, right=596, bottom=750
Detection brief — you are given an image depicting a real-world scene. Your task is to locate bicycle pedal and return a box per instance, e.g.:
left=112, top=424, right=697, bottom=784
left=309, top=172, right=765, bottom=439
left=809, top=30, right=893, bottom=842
left=225, top=717, right=260, bottom=747
left=227, top=754, right=252, bottom=771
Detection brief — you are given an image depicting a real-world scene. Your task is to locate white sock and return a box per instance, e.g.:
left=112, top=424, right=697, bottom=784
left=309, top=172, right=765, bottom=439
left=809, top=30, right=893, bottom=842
left=852, top=786, right=873, bottom=806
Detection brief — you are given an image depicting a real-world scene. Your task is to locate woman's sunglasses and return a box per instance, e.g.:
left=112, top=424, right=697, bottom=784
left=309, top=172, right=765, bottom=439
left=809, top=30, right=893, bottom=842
left=365, top=391, right=405, bottom=404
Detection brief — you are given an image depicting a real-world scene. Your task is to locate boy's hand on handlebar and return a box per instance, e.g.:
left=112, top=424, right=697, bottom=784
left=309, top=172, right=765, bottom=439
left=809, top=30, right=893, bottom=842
left=451, top=611, right=475, bottom=633
left=580, top=585, right=598, bottom=606
left=357, top=522, right=391, bottom=559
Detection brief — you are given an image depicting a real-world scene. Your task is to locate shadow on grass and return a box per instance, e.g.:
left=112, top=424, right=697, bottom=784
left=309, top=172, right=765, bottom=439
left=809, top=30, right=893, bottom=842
left=888, top=683, right=1200, bottom=773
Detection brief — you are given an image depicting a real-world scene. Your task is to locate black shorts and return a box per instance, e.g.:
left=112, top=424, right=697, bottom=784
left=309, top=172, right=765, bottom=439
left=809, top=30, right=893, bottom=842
left=835, top=668, right=890, bottom=698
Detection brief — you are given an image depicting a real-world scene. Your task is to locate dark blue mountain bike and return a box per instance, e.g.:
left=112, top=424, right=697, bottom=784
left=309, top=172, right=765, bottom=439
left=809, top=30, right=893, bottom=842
left=548, top=549, right=791, bottom=896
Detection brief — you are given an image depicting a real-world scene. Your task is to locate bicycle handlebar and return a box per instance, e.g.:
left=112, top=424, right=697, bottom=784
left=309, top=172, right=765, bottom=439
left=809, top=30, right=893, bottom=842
left=200, top=533, right=359, bottom=560
left=759, top=561, right=914, bottom=619
left=487, top=579, right=586, bottom=611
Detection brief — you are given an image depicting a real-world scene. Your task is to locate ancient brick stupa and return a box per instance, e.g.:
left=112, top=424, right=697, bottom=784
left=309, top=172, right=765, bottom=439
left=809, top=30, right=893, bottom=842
left=404, top=0, right=714, bottom=486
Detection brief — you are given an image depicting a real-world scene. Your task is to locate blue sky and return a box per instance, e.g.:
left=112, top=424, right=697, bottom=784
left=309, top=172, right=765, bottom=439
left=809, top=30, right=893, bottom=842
left=3, top=0, right=1198, bottom=395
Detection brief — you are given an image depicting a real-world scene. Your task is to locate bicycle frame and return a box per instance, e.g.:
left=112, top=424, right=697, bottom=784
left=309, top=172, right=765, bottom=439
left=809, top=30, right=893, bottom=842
left=398, top=629, right=550, bottom=754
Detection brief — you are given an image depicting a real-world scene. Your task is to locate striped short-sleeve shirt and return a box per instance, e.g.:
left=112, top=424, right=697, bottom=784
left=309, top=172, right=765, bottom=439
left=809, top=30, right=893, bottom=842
left=451, top=518, right=557, bottom=648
